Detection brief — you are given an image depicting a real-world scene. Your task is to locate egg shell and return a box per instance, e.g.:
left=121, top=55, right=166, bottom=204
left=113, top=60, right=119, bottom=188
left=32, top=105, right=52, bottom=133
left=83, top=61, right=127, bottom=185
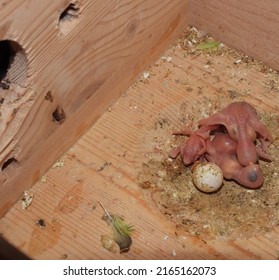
left=192, top=162, right=223, bottom=193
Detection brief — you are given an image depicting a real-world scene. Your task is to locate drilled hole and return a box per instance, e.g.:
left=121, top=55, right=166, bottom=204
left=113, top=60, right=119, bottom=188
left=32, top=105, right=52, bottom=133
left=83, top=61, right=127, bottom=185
left=0, top=41, right=10, bottom=81
left=52, top=106, right=66, bottom=124
left=1, top=157, right=19, bottom=171
left=0, top=40, right=27, bottom=87
left=59, top=2, right=80, bottom=35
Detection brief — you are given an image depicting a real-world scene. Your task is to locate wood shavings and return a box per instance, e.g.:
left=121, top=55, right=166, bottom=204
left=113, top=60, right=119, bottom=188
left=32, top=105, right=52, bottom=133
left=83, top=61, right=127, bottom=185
left=161, top=56, right=173, bottom=62
left=143, top=71, right=150, bottom=79
left=52, top=161, right=64, bottom=168
left=40, top=175, right=47, bottom=183
left=21, top=191, right=33, bottom=209
left=234, top=59, right=242, bottom=64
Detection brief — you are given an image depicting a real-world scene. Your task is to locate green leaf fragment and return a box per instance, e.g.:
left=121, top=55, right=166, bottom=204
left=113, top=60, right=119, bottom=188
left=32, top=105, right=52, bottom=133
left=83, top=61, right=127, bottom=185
left=112, top=216, right=134, bottom=237
left=196, top=41, right=220, bottom=51
left=111, top=215, right=134, bottom=253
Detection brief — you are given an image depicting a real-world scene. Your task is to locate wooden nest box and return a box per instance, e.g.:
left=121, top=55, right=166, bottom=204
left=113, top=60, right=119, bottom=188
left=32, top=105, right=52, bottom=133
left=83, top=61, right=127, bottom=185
left=0, top=0, right=279, bottom=259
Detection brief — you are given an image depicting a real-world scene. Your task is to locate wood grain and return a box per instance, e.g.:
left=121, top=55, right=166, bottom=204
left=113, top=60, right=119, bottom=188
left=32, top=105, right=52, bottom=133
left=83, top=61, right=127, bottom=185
left=189, top=0, right=279, bottom=70
left=1, top=33, right=278, bottom=259
left=0, top=0, right=189, bottom=216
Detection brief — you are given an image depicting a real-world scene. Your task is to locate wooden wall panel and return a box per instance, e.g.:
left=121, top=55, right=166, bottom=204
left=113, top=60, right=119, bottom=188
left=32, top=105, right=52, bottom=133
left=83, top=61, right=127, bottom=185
left=189, top=0, right=279, bottom=70
left=0, top=0, right=189, bottom=217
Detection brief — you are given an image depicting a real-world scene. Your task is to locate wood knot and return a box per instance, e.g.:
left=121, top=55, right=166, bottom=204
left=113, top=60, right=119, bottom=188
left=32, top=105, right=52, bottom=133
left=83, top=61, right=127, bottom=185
left=126, top=18, right=140, bottom=37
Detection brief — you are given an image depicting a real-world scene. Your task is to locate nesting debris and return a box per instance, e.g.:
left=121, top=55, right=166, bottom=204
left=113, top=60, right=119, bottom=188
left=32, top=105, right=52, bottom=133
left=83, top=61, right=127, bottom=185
left=52, top=161, right=64, bottom=168
left=196, top=41, right=220, bottom=51
left=40, top=175, right=48, bottom=183
left=21, top=191, right=33, bottom=209
left=142, top=71, right=150, bottom=80
left=161, top=56, right=173, bottom=62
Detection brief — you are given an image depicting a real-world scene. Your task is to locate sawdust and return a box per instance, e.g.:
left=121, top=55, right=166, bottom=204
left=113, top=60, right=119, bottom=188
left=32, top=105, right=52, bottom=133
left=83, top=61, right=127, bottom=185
left=137, top=27, right=279, bottom=240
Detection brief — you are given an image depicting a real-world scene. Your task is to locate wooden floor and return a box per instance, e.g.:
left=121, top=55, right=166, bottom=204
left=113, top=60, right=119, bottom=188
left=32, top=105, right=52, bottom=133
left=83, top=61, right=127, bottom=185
left=0, top=30, right=279, bottom=260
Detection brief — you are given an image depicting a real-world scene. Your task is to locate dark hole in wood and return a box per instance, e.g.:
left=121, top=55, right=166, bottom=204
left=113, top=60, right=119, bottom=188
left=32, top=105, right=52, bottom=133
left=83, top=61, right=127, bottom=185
left=0, top=40, right=14, bottom=82
left=36, top=219, right=46, bottom=228
left=59, top=3, right=79, bottom=22
left=0, top=40, right=27, bottom=86
left=52, top=106, right=66, bottom=124
left=1, top=157, right=19, bottom=171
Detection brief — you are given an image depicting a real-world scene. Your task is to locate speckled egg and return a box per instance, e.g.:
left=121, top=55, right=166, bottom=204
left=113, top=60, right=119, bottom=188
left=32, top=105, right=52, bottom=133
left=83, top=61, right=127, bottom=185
left=192, top=162, right=223, bottom=193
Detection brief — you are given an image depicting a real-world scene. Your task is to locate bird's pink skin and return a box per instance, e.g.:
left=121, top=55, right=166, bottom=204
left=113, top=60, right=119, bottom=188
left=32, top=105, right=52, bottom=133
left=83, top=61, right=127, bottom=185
left=205, top=133, right=264, bottom=189
left=169, top=132, right=206, bottom=166
left=199, top=101, right=273, bottom=166
left=169, top=125, right=219, bottom=166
